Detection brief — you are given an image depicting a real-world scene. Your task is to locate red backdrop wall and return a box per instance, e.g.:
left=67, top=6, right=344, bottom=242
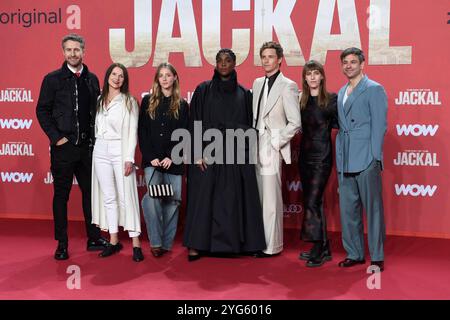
left=1, top=0, right=449, bottom=238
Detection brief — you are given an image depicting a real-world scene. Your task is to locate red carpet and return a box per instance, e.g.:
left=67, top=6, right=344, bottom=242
left=1, top=218, right=449, bottom=300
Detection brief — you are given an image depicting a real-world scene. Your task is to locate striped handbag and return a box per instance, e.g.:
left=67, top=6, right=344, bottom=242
left=147, top=169, right=174, bottom=198
left=147, top=183, right=174, bottom=198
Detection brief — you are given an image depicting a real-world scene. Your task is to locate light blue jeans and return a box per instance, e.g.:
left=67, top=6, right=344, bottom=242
left=142, top=167, right=182, bottom=250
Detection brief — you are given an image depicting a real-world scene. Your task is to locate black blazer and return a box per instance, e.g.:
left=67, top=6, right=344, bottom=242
left=138, top=94, right=189, bottom=175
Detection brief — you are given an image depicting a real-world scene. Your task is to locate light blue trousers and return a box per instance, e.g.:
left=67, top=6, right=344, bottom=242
left=142, top=167, right=182, bottom=250
left=339, top=160, right=386, bottom=261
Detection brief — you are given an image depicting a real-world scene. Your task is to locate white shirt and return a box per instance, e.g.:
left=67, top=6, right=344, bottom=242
left=343, top=86, right=350, bottom=106
left=95, top=94, right=125, bottom=140
left=67, top=63, right=84, bottom=75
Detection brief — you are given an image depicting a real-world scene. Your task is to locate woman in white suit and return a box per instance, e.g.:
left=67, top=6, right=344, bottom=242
left=91, top=63, right=143, bottom=262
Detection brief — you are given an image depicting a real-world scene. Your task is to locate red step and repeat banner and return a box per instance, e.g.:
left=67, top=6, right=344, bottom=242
left=1, top=0, right=449, bottom=238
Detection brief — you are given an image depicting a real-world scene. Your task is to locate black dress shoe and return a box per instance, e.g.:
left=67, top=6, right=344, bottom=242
left=338, top=258, right=366, bottom=268
left=87, top=237, right=109, bottom=251
left=299, top=250, right=311, bottom=261
left=187, top=248, right=202, bottom=262
left=133, top=247, right=144, bottom=262
left=300, top=240, right=332, bottom=261
left=240, top=251, right=258, bottom=257
left=306, top=241, right=332, bottom=267
left=188, top=248, right=202, bottom=262
left=54, top=242, right=69, bottom=260
left=188, top=253, right=201, bottom=262
left=98, top=242, right=123, bottom=257
left=370, top=261, right=384, bottom=272
left=253, top=251, right=280, bottom=258
left=151, top=247, right=164, bottom=257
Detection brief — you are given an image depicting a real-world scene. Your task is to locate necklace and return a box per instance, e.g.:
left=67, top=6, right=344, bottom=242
left=106, top=93, right=118, bottom=105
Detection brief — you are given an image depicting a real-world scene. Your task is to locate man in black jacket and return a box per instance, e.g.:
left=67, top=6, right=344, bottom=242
left=36, top=33, right=107, bottom=260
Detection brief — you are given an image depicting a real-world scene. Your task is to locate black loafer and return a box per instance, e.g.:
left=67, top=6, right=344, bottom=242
left=87, top=237, right=109, bottom=251
left=132, top=247, right=144, bottom=262
left=253, top=251, right=281, bottom=258
left=151, top=247, right=164, bottom=257
left=306, top=252, right=332, bottom=267
left=99, top=242, right=123, bottom=257
left=338, top=258, right=366, bottom=268
left=188, top=254, right=201, bottom=262
left=370, top=261, right=384, bottom=272
left=300, top=240, right=332, bottom=261
left=299, top=250, right=311, bottom=261
left=54, top=242, right=69, bottom=260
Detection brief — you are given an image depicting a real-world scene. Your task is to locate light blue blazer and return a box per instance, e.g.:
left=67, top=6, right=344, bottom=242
left=335, top=75, right=387, bottom=175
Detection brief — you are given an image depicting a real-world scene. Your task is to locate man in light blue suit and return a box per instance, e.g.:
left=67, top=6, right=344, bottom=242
left=335, top=48, right=387, bottom=272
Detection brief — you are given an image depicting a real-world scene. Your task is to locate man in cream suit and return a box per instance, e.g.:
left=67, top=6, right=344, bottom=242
left=252, top=41, right=301, bottom=257
left=336, top=47, right=387, bottom=272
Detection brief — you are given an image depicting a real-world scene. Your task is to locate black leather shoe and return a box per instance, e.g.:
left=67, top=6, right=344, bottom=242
left=98, top=242, right=123, bottom=257
left=133, top=247, right=144, bottom=262
left=188, top=253, right=201, bottom=262
left=305, top=241, right=332, bottom=267
left=306, top=255, right=330, bottom=267
left=240, top=251, right=258, bottom=257
left=54, top=242, right=69, bottom=260
left=151, top=247, right=163, bottom=257
left=370, top=261, right=384, bottom=272
left=299, top=240, right=332, bottom=261
left=187, top=248, right=202, bottom=262
left=253, top=251, right=281, bottom=258
left=299, top=250, right=311, bottom=261
left=338, top=258, right=366, bottom=268
left=87, top=237, right=109, bottom=251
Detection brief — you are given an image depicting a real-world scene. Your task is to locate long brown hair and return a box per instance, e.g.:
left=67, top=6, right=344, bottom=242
left=300, top=60, right=330, bottom=110
left=98, top=62, right=134, bottom=112
left=147, top=63, right=181, bottom=119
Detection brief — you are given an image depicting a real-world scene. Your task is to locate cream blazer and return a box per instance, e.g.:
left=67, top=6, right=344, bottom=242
left=91, top=94, right=141, bottom=233
left=252, top=72, right=301, bottom=164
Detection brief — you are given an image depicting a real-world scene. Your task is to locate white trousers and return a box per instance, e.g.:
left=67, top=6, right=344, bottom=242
left=93, top=139, right=139, bottom=238
left=256, top=132, right=283, bottom=254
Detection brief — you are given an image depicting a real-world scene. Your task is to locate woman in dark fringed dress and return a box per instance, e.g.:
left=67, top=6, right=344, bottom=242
left=183, top=49, right=266, bottom=261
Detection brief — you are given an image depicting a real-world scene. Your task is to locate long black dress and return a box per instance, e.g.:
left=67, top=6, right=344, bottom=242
left=183, top=70, right=266, bottom=253
left=299, top=94, right=338, bottom=242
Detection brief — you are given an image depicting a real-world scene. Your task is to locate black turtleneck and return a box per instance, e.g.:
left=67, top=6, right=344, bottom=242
left=212, top=69, right=238, bottom=93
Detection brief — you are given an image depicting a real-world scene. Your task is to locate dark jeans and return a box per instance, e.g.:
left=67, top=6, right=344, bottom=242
left=50, top=141, right=100, bottom=244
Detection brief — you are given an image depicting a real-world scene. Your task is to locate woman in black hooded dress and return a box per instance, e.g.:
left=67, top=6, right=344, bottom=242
left=183, top=49, right=266, bottom=261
